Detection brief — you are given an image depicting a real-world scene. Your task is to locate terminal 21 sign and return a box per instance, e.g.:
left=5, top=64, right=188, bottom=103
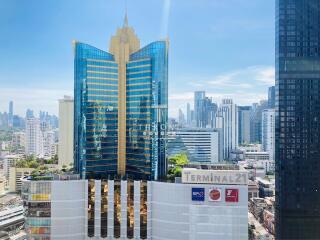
left=182, top=169, right=248, bottom=185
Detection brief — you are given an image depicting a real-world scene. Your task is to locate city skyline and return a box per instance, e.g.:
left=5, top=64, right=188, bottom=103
left=0, top=0, right=275, bottom=117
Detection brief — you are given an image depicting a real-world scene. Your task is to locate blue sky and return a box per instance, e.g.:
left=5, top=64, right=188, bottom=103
left=0, top=0, right=275, bottom=117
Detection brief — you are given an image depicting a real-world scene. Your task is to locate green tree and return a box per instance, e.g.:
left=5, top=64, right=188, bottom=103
left=28, top=160, right=40, bottom=169
left=15, top=159, right=28, bottom=168
left=167, top=153, right=189, bottom=181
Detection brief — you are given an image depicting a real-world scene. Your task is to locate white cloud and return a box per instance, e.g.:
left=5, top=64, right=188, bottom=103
left=203, top=65, right=275, bottom=89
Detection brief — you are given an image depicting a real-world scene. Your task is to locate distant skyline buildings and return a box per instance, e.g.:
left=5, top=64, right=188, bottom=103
left=268, top=86, right=275, bottom=108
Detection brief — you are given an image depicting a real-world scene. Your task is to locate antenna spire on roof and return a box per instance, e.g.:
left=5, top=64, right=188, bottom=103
left=123, top=0, right=128, bottom=27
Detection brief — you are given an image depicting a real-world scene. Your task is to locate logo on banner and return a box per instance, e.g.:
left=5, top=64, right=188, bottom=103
left=208, top=187, right=222, bottom=202
left=225, top=189, right=239, bottom=202
left=192, top=188, right=205, bottom=201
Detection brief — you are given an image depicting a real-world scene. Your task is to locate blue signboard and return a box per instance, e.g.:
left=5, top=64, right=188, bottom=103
left=192, top=188, right=205, bottom=201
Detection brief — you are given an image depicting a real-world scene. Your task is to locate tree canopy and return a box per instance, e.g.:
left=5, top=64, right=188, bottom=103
left=167, top=153, right=189, bottom=181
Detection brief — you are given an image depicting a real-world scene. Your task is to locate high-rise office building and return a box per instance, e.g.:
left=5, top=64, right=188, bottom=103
left=186, top=102, right=191, bottom=126
left=178, top=108, right=186, bottom=128
left=8, top=101, right=13, bottom=128
left=238, top=106, right=251, bottom=145
left=262, top=109, right=275, bottom=161
left=194, top=91, right=205, bottom=127
left=194, top=91, right=217, bottom=128
left=268, top=86, right=275, bottom=108
left=250, top=100, right=268, bottom=143
left=26, top=109, right=34, bottom=119
left=216, top=99, right=238, bottom=160
left=74, top=15, right=168, bottom=180
left=276, top=1, right=320, bottom=238
left=58, top=96, right=74, bottom=167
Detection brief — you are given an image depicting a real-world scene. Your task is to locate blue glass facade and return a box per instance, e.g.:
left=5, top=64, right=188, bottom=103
left=276, top=0, right=320, bottom=238
left=127, top=41, right=168, bottom=180
left=74, top=42, right=119, bottom=178
left=74, top=41, right=168, bottom=180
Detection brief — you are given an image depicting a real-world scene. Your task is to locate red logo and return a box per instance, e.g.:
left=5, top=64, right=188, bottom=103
left=225, top=189, right=239, bottom=202
left=209, top=188, right=221, bottom=202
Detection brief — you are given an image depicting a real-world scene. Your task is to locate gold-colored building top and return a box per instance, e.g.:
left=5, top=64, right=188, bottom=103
left=109, top=14, right=141, bottom=176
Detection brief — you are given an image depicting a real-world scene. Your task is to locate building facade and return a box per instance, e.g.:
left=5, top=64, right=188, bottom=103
left=276, top=0, right=320, bottom=238
left=193, top=91, right=217, bottom=128
left=238, top=106, right=252, bottom=145
left=25, top=118, right=42, bottom=157
left=262, top=109, right=275, bottom=161
left=74, top=16, right=168, bottom=180
left=216, top=99, right=238, bottom=160
left=22, top=169, right=248, bottom=240
left=167, top=128, right=221, bottom=163
left=58, top=96, right=74, bottom=167
left=250, top=101, right=268, bottom=144
left=268, top=86, right=275, bottom=108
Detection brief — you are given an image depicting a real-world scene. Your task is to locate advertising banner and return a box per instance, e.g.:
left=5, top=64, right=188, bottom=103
left=225, top=189, right=239, bottom=202
left=191, top=188, right=205, bottom=201
left=208, top=187, right=222, bottom=202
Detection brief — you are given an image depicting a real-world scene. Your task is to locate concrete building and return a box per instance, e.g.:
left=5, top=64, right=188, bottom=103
left=9, top=167, right=34, bottom=193
left=2, top=155, right=20, bottom=180
left=0, top=206, right=24, bottom=234
left=25, top=118, right=42, bottom=157
left=168, top=128, right=222, bottom=163
left=216, top=99, right=238, bottom=160
left=22, top=169, right=248, bottom=240
left=42, top=130, right=56, bottom=159
left=11, top=132, right=25, bottom=151
left=262, top=109, right=275, bottom=161
left=58, top=96, right=74, bottom=167
left=248, top=180, right=259, bottom=199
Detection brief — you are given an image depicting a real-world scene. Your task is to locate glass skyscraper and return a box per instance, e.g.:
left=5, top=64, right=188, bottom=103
left=74, top=15, right=168, bottom=180
left=276, top=0, right=320, bottom=238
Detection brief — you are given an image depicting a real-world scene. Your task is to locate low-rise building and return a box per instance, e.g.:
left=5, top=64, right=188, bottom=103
left=248, top=180, right=259, bottom=199
left=0, top=194, right=24, bottom=236
left=249, top=197, right=275, bottom=239
left=256, top=177, right=274, bottom=198
left=9, top=167, right=34, bottom=193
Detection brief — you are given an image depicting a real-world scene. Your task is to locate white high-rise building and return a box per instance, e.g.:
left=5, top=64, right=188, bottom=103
left=58, top=96, right=74, bottom=167
left=216, top=99, right=238, bottom=160
left=168, top=128, right=221, bottom=163
left=25, top=117, right=42, bottom=157
left=42, top=130, right=56, bottom=159
left=262, top=109, right=275, bottom=161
